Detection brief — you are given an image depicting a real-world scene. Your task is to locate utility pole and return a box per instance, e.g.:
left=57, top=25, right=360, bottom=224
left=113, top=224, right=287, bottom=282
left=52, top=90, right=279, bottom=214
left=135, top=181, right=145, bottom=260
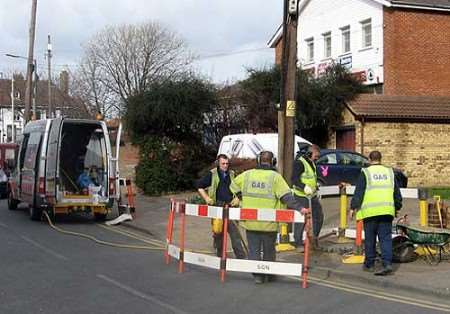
left=278, top=0, right=299, bottom=184
left=24, top=0, right=38, bottom=123
left=47, top=34, right=53, bottom=118
left=11, top=77, right=15, bottom=143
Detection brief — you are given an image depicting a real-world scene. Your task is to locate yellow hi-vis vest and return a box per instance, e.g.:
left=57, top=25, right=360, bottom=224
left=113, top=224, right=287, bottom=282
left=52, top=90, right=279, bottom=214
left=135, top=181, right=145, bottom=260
left=293, top=156, right=317, bottom=197
left=207, top=168, right=235, bottom=204
left=230, top=168, right=291, bottom=232
left=356, top=165, right=395, bottom=220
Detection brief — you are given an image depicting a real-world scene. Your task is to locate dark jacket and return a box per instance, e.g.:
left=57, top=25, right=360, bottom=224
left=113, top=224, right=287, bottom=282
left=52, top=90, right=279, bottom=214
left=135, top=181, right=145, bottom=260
left=195, top=168, right=233, bottom=203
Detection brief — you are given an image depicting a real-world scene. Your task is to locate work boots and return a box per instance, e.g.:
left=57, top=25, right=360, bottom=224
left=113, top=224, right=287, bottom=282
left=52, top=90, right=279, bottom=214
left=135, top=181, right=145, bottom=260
left=374, top=264, right=393, bottom=276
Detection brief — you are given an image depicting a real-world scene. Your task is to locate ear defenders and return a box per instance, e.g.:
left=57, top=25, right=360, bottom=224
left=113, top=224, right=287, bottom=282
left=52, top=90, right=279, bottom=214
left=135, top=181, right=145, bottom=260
left=304, top=145, right=313, bottom=158
left=297, top=144, right=313, bottom=158
left=216, top=154, right=230, bottom=167
left=257, top=151, right=277, bottom=167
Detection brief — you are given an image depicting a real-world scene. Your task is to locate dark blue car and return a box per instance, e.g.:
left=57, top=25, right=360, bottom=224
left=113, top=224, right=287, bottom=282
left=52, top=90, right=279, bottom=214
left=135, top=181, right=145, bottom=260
left=316, top=149, right=408, bottom=188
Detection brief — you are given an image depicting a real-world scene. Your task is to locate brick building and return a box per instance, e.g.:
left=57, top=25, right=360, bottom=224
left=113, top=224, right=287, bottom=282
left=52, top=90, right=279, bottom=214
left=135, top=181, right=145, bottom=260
left=331, top=94, right=450, bottom=186
left=269, top=0, right=450, bottom=186
left=0, top=72, right=90, bottom=142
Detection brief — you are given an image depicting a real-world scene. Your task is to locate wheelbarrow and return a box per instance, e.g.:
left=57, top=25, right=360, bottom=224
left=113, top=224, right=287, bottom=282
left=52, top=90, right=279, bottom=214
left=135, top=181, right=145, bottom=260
left=396, top=220, right=450, bottom=265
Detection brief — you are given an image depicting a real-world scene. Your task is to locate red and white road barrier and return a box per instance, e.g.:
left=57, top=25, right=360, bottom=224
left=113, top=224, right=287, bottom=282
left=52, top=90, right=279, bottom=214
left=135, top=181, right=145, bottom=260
left=165, top=200, right=311, bottom=288
left=185, top=204, right=223, bottom=219
left=229, top=207, right=304, bottom=223
left=318, top=185, right=420, bottom=199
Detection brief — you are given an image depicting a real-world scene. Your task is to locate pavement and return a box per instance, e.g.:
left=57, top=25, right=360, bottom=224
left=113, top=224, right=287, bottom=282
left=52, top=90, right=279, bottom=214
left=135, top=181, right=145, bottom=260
left=119, top=191, right=450, bottom=300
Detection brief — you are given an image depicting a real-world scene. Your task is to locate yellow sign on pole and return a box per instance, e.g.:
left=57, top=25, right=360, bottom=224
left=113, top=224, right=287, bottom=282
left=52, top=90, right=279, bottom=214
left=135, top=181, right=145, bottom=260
left=286, top=100, right=296, bottom=117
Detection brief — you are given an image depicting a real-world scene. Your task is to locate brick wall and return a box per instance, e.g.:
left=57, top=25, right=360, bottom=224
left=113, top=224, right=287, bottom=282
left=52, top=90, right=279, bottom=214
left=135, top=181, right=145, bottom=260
left=329, top=108, right=450, bottom=187
left=384, top=8, right=450, bottom=96
left=359, top=122, right=450, bottom=187
left=119, top=142, right=139, bottom=180
left=275, top=39, right=283, bottom=66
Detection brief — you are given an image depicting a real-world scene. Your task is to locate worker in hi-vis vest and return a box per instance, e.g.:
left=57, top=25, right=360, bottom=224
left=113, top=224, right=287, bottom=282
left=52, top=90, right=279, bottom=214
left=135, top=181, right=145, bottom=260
left=230, top=151, right=308, bottom=284
left=196, top=154, right=246, bottom=259
left=350, top=150, right=402, bottom=276
left=291, top=144, right=324, bottom=251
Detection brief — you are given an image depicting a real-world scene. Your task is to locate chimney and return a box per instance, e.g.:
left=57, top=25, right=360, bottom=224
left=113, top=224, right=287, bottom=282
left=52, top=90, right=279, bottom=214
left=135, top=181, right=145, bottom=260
left=59, top=70, right=69, bottom=95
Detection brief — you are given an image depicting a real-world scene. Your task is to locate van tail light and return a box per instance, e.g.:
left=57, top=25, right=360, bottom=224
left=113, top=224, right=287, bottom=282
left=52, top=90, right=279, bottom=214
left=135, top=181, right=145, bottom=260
left=109, top=178, right=116, bottom=196
left=38, top=177, right=45, bottom=194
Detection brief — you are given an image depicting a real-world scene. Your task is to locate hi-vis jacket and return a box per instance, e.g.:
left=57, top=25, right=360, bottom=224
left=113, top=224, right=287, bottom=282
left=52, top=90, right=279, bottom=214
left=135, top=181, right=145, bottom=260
left=208, top=168, right=235, bottom=204
left=230, top=168, right=291, bottom=232
left=356, top=165, right=395, bottom=220
left=293, top=156, right=317, bottom=197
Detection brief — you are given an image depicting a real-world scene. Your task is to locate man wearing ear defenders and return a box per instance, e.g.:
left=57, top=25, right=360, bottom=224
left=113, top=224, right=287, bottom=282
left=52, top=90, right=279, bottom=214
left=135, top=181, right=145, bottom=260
left=292, top=144, right=324, bottom=251
left=196, top=154, right=246, bottom=259
left=230, top=151, right=308, bottom=284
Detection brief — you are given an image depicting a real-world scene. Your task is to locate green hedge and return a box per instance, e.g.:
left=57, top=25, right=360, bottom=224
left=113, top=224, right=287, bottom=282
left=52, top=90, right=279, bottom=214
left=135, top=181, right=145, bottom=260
left=135, top=136, right=213, bottom=195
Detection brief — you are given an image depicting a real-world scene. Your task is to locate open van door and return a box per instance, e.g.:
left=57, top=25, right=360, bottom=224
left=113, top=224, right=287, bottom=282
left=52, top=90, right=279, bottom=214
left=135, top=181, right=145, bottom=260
left=109, top=122, right=122, bottom=199
left=45, top=118, right=63, bottom=203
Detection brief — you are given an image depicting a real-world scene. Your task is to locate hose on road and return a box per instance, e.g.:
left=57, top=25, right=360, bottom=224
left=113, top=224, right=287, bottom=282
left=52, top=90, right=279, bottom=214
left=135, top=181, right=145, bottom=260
left=43, top=211, right=223, bottom=255
left=43, top=211, right=166, bottom=251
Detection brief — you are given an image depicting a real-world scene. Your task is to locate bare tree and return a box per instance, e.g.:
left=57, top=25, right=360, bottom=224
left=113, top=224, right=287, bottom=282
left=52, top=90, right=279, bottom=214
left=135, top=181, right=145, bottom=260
left=72, top=21, right=192, bottom=116
left=69, top=62, right=119, bottom=117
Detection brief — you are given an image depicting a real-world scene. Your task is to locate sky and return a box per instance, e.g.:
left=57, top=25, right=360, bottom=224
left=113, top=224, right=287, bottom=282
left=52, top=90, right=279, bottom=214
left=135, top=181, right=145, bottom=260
left=0, top=0, right=282, bottom=84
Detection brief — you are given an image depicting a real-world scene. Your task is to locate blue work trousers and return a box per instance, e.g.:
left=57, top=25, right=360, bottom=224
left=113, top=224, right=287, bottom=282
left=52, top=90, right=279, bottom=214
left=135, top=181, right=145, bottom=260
left=363, top=218, right=393, bottom=268
left=246, top=230, right=277, bottom=262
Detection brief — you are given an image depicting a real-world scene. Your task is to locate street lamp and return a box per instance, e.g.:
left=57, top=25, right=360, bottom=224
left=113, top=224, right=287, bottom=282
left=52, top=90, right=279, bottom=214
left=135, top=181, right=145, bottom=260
left=5, top=54, right=38, bottom=120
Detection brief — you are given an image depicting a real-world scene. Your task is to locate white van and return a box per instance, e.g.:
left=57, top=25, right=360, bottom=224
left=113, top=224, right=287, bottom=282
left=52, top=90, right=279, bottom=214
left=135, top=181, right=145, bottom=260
left=8, top=118, right=122, bottom=221
left=218, top=133, right=311, bottom=159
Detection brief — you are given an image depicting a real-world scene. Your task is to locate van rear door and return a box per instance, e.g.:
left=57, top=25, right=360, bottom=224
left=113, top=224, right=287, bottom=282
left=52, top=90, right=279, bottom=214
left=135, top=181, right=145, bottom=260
left=45, top=118, right=63, bottom=202
left=110, top=122, right=122, bottom=199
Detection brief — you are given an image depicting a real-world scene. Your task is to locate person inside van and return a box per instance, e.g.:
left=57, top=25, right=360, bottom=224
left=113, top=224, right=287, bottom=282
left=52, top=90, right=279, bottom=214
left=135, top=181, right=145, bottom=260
left=89, top=165, right=100, bottom=186
left=77, top=168, right=95, bottom=190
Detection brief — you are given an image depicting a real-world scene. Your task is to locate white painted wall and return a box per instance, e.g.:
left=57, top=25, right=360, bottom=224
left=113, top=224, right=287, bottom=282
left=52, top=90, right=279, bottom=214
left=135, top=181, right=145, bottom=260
left=0, top=108, right=24, bottom=143
left=297, top=0, right=384, bottom=85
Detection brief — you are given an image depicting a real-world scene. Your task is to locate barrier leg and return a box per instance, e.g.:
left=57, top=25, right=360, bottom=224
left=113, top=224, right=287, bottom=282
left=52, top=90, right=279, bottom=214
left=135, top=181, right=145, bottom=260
left=178, top=211, right=186, bottom=273
left=355, top=220, right=363, bottom=255
left=126, top=179, right=136, bottom=218
left=419, top=188, right=428, bottom=227
left=342, top=220, right=364, bottom=264
left=165, top=199, right=175, bottom=265
left=220, top=205, right=229, bottom=283
left=339, top=185, right=348, bottom=237
left=302, top=213, right=311, bottom=288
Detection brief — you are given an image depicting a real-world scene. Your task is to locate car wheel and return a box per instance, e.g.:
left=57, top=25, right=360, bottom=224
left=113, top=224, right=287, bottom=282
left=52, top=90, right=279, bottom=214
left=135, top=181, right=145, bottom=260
left=8, top=192, right=19, bottom=210
left=29, top=206, right=43, bottom=221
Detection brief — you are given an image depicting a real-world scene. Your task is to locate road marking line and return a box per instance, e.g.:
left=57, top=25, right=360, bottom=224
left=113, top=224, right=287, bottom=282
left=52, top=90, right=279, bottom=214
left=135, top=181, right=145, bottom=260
left=0, top=222, right=7, bottom=228
left=288, top=275, right=450, bottom=312
left=97, top=224, right=164, bottom=247
left=97, top=274, right=187, bottom=314
left=309, top=274, right=450, bottom=309
left=20, top=235, right=69, bottom=261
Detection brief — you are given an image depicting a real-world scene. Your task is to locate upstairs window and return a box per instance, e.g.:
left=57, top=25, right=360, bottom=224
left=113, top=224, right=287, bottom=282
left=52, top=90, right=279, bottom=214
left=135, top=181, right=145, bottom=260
left=341, top=26, right=350, bottom=53
left=361, top=19, right=372, bottom=48
left=306, top=37, right=314, bottom=62
left=323, top=32, right=332, bottom=58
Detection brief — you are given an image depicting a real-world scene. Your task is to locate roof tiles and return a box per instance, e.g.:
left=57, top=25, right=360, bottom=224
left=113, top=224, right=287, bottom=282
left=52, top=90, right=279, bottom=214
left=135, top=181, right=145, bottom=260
left=347, top=94, right=450, bottom=120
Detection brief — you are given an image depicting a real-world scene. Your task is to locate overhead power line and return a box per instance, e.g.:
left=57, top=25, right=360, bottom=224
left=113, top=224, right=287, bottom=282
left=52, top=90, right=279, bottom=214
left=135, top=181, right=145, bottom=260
left=197, top=47, right=271, bottom=60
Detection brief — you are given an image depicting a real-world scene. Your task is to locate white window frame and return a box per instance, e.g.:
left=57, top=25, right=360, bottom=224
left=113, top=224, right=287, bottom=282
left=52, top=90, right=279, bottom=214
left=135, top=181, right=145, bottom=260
left=323, top=32, right=332, bottom=59
left=361, top=19, right=372, bottom=49
left=306, top=37, right=314, bottom=62
left=341, top=26, right=350, bottom=54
